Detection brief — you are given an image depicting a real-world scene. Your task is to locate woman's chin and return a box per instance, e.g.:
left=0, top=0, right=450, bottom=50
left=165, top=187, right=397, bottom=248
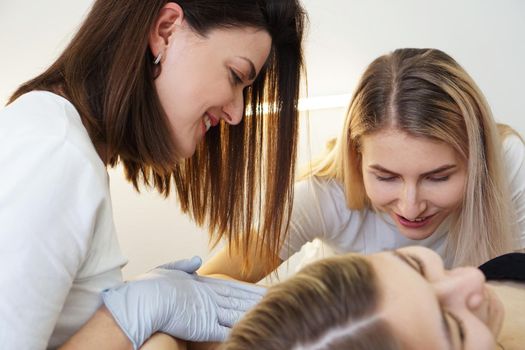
left=173, top=143, right=198, bottom=160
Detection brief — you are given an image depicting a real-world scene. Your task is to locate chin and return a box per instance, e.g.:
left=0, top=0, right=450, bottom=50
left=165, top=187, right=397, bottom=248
left=173, top=151, right=195, bottom=162
left=174, top=142, right=198, bottom=160
left=397, top=226, right=436, bottom=240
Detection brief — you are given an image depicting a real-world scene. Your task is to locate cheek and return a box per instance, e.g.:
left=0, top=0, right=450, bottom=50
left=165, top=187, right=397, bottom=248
left=363, top=174, right=398, bottom=206
left=155, top=75, right=204, bottom=126
left=424, top=177, right=465, bottom=209
left=155, top=57, right=208, bottom=111
left=460, top=315, right=497, bottom=350
left=155, top=68, right=185, bottom=115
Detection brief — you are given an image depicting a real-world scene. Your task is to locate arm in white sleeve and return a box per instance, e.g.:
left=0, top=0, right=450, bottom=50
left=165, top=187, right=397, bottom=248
left=0, top=132, right=105, bottom=349
left=503, top=134, right=525, bottom=248
left=279, top=177, right=350, bottom=260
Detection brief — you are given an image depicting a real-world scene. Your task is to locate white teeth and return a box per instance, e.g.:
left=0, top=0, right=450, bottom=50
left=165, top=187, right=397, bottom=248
left=401, top=216, right=426, bottom=222
left=204, top=115, right=211, bottom=131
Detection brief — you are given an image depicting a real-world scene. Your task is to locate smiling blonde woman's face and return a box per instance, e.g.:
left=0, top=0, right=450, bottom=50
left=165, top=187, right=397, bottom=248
left=367, top=247, right=504, bottom=350
left=361, top=129, right=467, bottom=240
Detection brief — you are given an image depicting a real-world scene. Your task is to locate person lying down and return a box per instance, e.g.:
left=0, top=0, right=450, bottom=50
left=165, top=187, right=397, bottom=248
left=141, top=247, right=524, bottom=350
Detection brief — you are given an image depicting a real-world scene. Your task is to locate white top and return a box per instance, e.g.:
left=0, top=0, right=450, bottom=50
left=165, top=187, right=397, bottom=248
left=0, top=91, right=127, bottom=349
left=280, top=135, right=525, bottom=268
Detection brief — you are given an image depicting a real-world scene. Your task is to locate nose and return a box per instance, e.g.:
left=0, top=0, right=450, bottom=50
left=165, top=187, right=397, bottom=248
left=221, top=89, right=244, bottom=125
left=397, top=183, right=426, bottom=220
left=433, top=267, right=486, bottom=310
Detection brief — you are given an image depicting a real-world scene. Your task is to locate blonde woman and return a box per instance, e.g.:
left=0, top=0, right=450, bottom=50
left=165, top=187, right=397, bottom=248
left=200, top=48, right=525, bottom=287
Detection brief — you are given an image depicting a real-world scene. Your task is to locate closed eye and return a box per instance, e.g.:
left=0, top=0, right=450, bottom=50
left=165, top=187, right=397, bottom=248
left=391, top=250, right=466, bottom=350
left=230, top=69, right=243, bottom=85
left=369, top=164, right=457, bottom=183
left=375, top=174, right=398, bottom=182
left=427, top=175, right=450, bottom=182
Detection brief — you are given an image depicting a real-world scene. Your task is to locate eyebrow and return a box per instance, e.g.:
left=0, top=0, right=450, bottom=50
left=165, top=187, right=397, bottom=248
left=368, top=164, right=457, bottom=178
left=238, top=57, right=256, bottom=81
left=390, top=251, right=464, bottom=350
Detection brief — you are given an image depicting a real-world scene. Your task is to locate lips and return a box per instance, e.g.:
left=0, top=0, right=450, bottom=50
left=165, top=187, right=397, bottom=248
left=396, top=213, right=436, bottom=229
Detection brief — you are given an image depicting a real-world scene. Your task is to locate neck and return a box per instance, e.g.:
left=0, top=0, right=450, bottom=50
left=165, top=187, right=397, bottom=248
left=489, top=281, right=525, bottom=348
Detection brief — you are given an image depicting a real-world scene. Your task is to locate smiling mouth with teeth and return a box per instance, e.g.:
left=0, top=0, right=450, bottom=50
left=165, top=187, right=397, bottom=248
left=397, top=214, right=435, bottom=224
left=204, top=115, right=212, bottom=131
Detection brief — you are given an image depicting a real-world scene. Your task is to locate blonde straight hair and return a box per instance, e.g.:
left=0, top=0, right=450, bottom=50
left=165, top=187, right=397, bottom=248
left=305, top=48, right=518, bottom=266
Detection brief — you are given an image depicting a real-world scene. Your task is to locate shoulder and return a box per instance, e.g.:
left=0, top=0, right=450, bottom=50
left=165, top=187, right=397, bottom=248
left=2, top=91, right=106, bottom=181
left=2, top=91, right=76, bottom=134
left=479, top=253, right=525, bottom=282
left=295, top=176, right=345, bottom=203
left=502, top=133, right=524, bottom=161
left=293, top=176, right=348, bottom=216
left=292, top=176, right=361, bottom=234
left=500, top=133, right=525, bottom=186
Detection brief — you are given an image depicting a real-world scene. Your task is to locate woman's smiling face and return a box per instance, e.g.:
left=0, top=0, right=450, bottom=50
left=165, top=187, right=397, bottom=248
left=367, top=247, right=504, bottom=350
left=361, top=129, right=467, bottom=240
left=151, top=4, right=272, bottom=159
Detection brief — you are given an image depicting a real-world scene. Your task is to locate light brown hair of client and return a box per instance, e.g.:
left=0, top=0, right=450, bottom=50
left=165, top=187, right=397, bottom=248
left=219, top=255, right=401, bottom=350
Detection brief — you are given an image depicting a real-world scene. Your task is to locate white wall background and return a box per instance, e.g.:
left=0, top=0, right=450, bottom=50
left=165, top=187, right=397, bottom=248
left=1, top=1, right=524, bottom=279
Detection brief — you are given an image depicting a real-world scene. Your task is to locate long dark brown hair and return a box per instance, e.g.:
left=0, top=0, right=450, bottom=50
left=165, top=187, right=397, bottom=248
left=9, top=0, right=306, bottom=268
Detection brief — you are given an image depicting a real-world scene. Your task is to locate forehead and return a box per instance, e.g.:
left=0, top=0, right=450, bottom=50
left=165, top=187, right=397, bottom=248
left=368, top=253, right=448, bottom=350
left=187, top=25, right=271, bottom=70
left=360, top=129, right=463, bottom=172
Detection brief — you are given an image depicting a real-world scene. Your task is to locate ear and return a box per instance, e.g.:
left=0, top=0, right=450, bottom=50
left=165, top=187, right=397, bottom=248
left=149, top=2, right=184, bottom=58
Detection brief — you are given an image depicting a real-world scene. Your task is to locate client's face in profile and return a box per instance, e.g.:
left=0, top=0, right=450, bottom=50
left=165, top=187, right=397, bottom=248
left=368, top=246, right=504, bottom=350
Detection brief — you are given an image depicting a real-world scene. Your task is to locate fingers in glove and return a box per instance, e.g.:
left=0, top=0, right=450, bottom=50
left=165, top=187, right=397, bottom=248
left=212, top=293, right=262, bottom=313
left=216, top=307, right=245, bottom=328
left=157, top=256, right=202, bottom=273
left=197, top=275, right=266, bottom=296
left=205, top=324, right=231, bottom=342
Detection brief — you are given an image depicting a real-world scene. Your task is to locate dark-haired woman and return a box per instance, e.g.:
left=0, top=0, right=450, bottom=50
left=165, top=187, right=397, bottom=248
left=0, top=1, right=306, bottom=349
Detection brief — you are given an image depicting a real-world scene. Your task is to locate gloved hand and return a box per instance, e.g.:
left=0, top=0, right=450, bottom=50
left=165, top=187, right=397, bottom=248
left=102, top=256, right=266, bottom=350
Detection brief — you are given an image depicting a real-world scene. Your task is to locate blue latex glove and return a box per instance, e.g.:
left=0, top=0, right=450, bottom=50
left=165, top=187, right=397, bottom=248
left=102, top=256, right=265, bottom=349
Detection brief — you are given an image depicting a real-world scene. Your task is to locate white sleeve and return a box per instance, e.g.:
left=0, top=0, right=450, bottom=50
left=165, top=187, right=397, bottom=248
left=502, top=135, right=525, bottom=248
left=279, top=177, right=352, bottom=260
left=0, top=133, right=106, bottom=349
